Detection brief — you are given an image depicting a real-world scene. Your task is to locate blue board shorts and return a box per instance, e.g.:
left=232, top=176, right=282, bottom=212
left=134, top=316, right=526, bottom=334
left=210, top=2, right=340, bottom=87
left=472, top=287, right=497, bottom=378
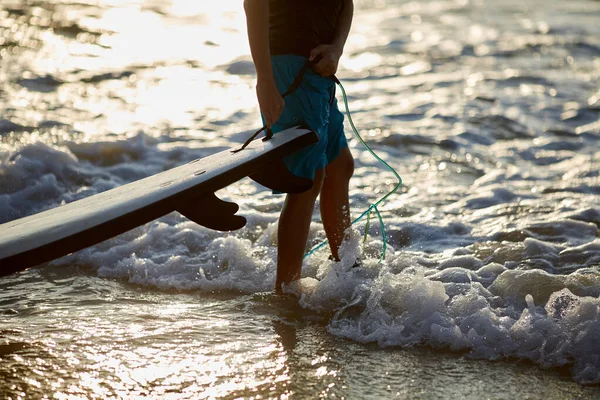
left=264, top=54, right=348, bottom=182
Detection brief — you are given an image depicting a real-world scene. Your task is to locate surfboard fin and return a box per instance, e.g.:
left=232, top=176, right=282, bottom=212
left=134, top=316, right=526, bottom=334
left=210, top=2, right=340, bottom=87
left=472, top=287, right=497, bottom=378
left=249, top=159, right=313, bottom=193
left=177, top=193, right=246, bottom=231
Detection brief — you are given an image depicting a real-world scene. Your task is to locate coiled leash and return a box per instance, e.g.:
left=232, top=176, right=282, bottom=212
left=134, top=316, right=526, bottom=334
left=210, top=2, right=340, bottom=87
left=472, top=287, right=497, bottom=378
left=235, top=58, right=403, bottom=262
left=305, top=77, right=402, bottom=263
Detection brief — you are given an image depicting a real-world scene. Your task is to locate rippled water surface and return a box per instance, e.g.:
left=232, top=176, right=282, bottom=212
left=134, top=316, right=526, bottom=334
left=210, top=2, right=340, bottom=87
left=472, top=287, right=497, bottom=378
left=1, top=0, right=600, bottom=398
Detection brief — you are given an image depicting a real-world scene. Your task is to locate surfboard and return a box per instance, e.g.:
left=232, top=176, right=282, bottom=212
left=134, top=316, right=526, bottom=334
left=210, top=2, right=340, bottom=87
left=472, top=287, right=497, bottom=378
left=0, top=126, right=318, bottom=278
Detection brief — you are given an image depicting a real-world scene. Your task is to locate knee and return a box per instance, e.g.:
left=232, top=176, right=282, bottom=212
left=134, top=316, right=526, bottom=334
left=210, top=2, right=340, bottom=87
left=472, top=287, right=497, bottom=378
left=329, top=149, right=354, bottom=183
left=340, top=150, right=355, bottom=181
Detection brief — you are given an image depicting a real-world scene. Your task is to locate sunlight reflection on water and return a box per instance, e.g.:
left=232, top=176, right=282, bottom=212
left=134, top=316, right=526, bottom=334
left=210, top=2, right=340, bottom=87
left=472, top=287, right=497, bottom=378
left=13, top=0, right=254, bottom=138
left=1, top=0, right=600, bottom=397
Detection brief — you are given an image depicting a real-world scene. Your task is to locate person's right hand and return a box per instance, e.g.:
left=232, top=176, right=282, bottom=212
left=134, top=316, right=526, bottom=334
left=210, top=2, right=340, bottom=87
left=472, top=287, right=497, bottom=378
left=256, top=78, right=285, bottom=128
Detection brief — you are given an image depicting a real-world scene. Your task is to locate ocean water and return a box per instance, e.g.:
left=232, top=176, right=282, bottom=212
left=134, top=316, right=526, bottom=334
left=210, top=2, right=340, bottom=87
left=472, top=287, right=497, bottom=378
left=1, top=0, right=600, bottom=398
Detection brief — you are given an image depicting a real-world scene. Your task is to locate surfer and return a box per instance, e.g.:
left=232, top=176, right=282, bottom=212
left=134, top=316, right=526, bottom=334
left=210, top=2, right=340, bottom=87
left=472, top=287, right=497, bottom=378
left=244, top=0, right=355, bottom=292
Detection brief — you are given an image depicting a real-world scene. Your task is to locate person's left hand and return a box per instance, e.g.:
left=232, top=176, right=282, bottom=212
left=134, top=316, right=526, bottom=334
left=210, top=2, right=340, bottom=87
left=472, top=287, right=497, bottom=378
left=309, top=44, right=343, bottom=76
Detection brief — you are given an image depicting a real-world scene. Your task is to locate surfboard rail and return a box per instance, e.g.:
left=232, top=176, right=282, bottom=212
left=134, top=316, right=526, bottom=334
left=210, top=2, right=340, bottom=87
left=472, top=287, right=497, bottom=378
left=0, top=126, right=318, bottom=278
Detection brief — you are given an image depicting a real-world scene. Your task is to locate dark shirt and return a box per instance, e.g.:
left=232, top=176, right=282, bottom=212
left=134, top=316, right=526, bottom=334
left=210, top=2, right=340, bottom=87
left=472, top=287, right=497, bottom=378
left=269, top=0, right=344, bottom=58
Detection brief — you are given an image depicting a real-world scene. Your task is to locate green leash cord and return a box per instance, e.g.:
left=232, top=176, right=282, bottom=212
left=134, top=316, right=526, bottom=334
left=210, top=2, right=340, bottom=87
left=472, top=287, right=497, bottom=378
left=304, top=79, right=403, bottom=262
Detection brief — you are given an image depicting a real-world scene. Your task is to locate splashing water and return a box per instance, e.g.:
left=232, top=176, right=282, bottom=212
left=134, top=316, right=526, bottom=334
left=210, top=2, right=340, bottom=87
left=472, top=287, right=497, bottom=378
left=1, top=0, right=600, bottom=397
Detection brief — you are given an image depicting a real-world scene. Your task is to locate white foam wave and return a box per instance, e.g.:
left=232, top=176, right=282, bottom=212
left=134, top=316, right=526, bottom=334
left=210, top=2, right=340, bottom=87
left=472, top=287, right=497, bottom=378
left=53, top=214, right=277, bottom=293
left=314, top=263, right=600, bottom=384
left=37, top=174, right=600, bottom=385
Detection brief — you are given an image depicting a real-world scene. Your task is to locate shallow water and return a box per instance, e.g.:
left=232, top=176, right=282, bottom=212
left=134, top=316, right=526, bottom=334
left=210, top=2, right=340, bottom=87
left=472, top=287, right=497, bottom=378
left=1, top=0, right=600, bottom=397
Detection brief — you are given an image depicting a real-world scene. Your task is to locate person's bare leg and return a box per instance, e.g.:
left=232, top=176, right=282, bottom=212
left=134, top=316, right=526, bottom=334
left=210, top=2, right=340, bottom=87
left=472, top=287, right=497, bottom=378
left=320, top=147, right=354, bottom=261
left=276, top=168, right=325, bottom=292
